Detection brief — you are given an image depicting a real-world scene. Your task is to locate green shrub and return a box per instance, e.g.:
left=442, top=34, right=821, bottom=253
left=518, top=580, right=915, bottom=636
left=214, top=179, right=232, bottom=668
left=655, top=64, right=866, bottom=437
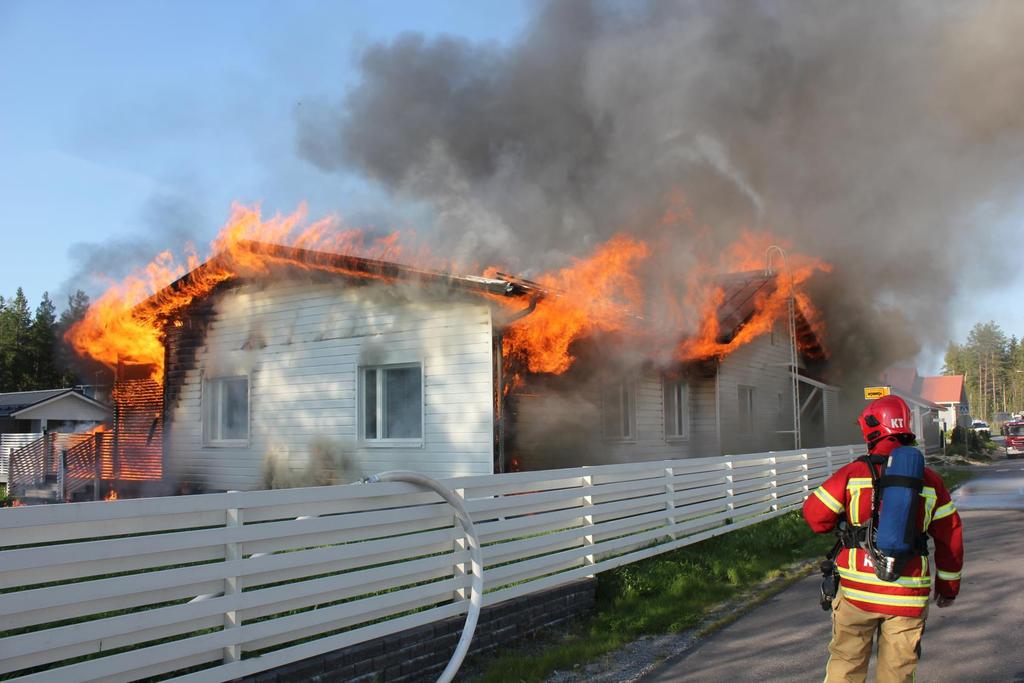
left=949, top=426, right=991, bottom=456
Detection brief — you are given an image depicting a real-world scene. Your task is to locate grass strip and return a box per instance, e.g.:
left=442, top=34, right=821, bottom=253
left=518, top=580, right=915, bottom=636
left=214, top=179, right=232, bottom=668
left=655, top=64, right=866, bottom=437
left=934, top=467, right=977, bottom=492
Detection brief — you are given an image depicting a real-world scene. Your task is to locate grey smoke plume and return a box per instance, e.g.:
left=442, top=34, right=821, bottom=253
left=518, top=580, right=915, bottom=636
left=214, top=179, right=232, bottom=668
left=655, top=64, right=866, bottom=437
left=61, top=193, right=204, bottom=302
left=297, top=0, right=1024, bottom=384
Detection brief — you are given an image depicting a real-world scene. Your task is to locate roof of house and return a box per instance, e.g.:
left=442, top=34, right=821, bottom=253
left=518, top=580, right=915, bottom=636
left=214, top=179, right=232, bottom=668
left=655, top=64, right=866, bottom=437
left=878, top=367, right=962, bottom=409
left=919, top=375, right=966, bottom=404
left=153, top=242, right=823, bottom=358
left=0, top=389, right=73, bottom=417
left=159, top=240, right=535, bottom=302
left=0, top=388, right=110, bottom=418
left=714, top=271, right=824, bottom=353
left=880, top=367, right=921, bottom=395
left=716, top=273, right=773, bottom=335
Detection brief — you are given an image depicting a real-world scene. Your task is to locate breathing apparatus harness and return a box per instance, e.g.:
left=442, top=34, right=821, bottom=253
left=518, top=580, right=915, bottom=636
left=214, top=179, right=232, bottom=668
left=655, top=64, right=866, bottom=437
left=818, top=451, right=929, bottom=610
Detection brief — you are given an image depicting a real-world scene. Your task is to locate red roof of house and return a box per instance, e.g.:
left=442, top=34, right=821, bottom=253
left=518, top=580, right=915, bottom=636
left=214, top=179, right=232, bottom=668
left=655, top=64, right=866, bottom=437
left=919, top=375, right=965, bottom=404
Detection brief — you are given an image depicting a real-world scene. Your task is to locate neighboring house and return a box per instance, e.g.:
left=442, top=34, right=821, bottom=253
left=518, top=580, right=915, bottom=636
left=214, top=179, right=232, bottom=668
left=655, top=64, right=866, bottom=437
left=123, top=242, right=848, bottom=493
left=0, top=387, right=112, bottom=484
left=919, top=375, right=970, bottom=432
left=880, top=368, right=958, bottom=451
left=0, top=387, right=110, bottom=434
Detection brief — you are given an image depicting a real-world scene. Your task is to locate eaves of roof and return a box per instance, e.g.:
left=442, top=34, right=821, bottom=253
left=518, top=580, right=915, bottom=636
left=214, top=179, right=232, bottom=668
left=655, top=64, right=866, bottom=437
left=0, top=388, right=74, bottom=417
left=136, top=240, right=543, bottom=320
left=10, top=390, right=111, bottom=419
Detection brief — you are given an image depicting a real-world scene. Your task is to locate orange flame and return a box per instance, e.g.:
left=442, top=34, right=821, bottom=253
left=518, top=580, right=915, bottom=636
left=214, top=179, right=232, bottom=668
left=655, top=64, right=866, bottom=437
left=105, top=488, right=118, bottom=501
left=500, top=230, right=831, bottom=375
left=500, top=235, right=650, bottom=375
left=66, top=204, right=422, bottom=382
left=673, top=232, right=832, bottom=362
left=68, top=201, right=831, bottom=393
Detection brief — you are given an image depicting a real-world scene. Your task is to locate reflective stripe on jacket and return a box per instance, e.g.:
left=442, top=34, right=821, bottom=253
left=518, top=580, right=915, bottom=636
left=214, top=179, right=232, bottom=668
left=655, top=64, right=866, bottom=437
left=803, top=454, right=964, bottom=617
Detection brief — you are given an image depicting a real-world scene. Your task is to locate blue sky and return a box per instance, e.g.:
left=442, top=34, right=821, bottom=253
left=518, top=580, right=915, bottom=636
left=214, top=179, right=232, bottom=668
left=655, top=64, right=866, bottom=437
left=0, top=1, right=528, bottom=300
left=1, top=0, right=1020, bottom=374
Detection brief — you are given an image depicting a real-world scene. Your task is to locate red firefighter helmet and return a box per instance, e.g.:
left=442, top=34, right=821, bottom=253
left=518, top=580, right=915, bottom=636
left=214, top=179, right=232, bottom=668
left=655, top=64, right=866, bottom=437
left=858, top=395, right=915, bottom=446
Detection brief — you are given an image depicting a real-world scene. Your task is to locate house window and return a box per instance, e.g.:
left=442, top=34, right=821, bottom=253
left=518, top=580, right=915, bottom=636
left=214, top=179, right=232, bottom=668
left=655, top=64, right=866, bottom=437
left=603, top=380, right=636, bottom=440
left=664, top=379, right=690, bottom=440
left=204, top=376, right=249, bottom=445
left=362, top=364, right=423, bottom=442
left=738, top=385, right=756, bottom=434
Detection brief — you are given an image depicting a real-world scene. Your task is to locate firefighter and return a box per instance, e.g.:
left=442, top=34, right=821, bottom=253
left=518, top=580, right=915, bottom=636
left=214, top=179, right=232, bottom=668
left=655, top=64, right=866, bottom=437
left=803, top=395, right=964, bottom=683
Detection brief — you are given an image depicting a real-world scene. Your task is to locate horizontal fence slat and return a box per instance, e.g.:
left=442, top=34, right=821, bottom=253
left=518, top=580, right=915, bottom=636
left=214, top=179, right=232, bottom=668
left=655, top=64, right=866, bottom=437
left=0, top=443, right=864, bottom=682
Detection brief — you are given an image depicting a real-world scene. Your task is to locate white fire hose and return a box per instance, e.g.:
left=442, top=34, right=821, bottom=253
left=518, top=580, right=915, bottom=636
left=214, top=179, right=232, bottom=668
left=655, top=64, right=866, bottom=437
left=362, top=470, right=484, bottom=683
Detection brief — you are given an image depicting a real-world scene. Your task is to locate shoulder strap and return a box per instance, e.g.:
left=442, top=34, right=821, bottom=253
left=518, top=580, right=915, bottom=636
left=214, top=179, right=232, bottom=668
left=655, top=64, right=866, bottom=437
left=856, top=454, right=884, bottom=533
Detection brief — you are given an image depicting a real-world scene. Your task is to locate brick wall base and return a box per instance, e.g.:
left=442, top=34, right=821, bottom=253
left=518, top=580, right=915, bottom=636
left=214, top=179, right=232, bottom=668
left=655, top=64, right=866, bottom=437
left=245, top=577, right=596, bottom=683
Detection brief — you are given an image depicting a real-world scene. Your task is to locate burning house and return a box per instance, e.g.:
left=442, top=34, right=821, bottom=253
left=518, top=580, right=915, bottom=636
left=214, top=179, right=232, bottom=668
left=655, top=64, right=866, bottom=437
left=61, top=208, right=844, bottom=494
left=508, top=269, right=842, bottom=472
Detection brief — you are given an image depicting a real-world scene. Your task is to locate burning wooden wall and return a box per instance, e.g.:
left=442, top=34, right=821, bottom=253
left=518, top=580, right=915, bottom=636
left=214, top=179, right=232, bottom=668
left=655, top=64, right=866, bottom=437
left=109, top=362, right=163, bottom=481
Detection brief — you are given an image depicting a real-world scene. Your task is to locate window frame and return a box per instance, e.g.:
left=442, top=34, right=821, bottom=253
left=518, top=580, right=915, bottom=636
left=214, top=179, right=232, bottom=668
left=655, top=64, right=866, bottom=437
left=202, top=375, right=250, bottom=447
left=737, top=384, right=757, bottom=435
left=359, top=362, right=425, bottom=447
left=664, top=378, right=690, bottom=441
left=603, top=379, right=637, bottom=442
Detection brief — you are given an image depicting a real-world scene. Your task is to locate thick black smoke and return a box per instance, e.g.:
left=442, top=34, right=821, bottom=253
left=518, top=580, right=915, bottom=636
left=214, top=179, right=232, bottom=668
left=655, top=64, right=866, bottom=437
left=297, top=0, right=1024, bottom=386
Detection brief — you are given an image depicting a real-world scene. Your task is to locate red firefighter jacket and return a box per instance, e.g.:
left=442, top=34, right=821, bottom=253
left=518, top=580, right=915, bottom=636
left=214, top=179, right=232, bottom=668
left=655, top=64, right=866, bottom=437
left=802, top=441, right=964, bottom=617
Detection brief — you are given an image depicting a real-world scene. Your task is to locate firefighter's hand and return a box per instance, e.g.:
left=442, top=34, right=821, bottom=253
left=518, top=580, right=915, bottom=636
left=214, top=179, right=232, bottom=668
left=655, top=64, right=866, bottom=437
left=935, top=594, right=955, bottom=608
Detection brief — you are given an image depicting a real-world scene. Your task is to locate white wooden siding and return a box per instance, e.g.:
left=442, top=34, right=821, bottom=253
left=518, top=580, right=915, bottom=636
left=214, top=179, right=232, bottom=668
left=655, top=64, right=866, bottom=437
left=165, top=281, right=495, bottom=491
left=717, top=333, right=795, bottom=455
left=600, top=371, right=715, bottom=462
left=823, top=387, right=839, bottom=445
left=690, top=375, right=719, bottom=453
left=520, top=330, right=802, bottom=467
left=515, top=369, right=722, bottom=470
left=0, top=445, right=864, bottom=683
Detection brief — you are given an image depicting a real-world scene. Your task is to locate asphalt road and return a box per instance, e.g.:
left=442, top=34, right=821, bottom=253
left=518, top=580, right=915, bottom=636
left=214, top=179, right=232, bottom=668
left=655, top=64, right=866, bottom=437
left=642, top=460, right=1024, bottom=682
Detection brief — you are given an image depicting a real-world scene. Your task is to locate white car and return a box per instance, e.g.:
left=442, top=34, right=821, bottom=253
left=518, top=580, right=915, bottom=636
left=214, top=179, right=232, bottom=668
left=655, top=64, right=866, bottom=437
left=971, top=420, right=990, bottom=434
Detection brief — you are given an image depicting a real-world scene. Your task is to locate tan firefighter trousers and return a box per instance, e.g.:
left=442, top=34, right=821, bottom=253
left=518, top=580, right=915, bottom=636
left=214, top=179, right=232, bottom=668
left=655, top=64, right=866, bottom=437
left=825, top=591, right=927, bottom=683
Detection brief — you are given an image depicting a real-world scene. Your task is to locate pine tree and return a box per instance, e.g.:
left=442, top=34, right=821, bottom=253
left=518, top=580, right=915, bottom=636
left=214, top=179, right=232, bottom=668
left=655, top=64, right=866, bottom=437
left=27, top=292, right=59, bottom=389
left=3, top=289, right=33, bottom=391
left=946, top=322, right=1011, bottom=421
left=0, top=294, right=9, bottom=392
left=56, top=290, right=92, bottom=386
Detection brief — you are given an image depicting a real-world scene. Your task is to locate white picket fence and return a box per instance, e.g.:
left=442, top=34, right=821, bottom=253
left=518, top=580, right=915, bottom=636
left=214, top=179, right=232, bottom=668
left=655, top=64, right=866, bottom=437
left=0, top=444, right=865, bottom=682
